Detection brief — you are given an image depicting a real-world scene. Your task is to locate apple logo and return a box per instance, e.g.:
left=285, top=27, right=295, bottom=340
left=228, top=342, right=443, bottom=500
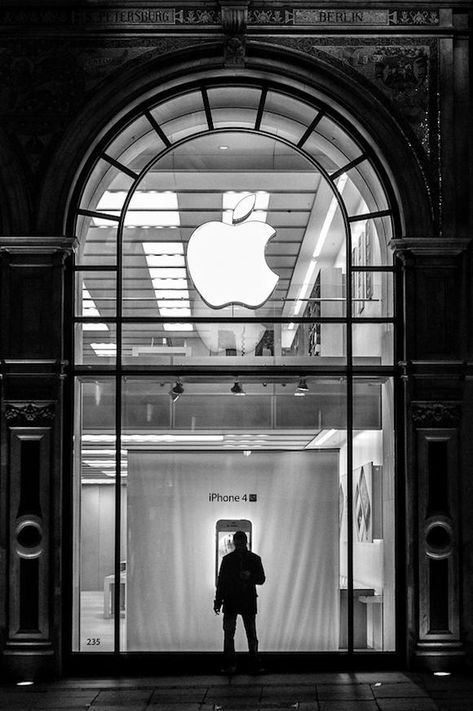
left=186, top=193, right=279, bottom=309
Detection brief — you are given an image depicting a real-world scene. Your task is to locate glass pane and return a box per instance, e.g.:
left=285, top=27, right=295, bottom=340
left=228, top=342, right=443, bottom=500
left=122, top=130, right=335, bottom=322
left=352, top=377, right=395, bottom=651
left=74, top=378, right=117, bottom=652
left=75, top=214, right=118, bottom=267
left=150, top=91, right=207, bottom=143
left=352, top=323, right=394, bottom=365
left=106, top=114, right=166, bottom=173
left=351, top=271, right=393, bottom=318
left=350, top=217, right=393, bottom=268
left=121, top=321, right=346, bottom=365
left=304, top=116, right=363, bottom=172
left=344, top=159, right=389, bottom=214
left=121, top=376, right=347, bottom=652
left=262, top=91, right=316, bottom=133
left=75, top=271, right=116, bottom=319
left=76, top=323, right=117, bottom=365
left=79, top=159, right=134, bottom=214
left=208, top=86, right=260, bottom=128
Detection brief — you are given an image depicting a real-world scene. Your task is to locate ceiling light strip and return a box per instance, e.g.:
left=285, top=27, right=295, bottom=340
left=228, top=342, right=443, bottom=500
left=293, top=174, right=348, bottom=317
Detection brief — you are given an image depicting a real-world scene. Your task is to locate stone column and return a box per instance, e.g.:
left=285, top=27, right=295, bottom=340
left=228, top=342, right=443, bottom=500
left=0, top=237, right=76, bottom=680
left=392, top=237, right=469, bottom=670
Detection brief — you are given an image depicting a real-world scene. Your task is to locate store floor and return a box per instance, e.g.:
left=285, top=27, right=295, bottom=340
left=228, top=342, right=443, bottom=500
left=1, top=672, right=472, bottom=711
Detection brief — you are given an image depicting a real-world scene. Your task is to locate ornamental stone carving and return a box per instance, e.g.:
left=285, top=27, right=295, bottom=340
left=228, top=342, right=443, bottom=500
left=411, top=402, right=461, bottom=428
left=5, top=403, right=56, bottom=426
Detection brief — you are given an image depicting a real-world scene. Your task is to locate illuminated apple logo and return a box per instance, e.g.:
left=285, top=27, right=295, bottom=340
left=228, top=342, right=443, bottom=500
left=186, top=194, right=278, bottom=308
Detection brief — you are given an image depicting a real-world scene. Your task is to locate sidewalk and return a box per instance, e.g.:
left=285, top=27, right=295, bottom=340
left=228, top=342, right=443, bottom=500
left=1, top=672, right=472, bottom=711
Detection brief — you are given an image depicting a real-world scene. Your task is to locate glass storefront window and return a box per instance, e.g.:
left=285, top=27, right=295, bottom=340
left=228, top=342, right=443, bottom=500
left=73, top=378, right=121, bottom=652
left=72, top=81, right=397, bottom=658
left=350, top=377, right=396, bottom=651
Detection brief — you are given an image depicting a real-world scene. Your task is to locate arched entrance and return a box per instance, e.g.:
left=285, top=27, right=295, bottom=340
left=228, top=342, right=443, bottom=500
left=68, top=69, right=403, bottom=668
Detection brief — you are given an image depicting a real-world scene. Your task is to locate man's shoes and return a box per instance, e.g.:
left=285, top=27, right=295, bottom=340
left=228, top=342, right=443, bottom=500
left=220, top=665, right=237, bottom=675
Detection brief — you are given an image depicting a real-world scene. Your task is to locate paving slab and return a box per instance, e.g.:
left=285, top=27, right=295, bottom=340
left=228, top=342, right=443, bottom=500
left=145, top=706, right=203, bottom=711
left=371, top=682, right=430, bottom=698
left=149, top=688, right=208, bottom=704
left=318, top=701, right=378, bottom=711
left=260, top=684, right=317, bottom=701
left=317, top=685, right=374, bottom=700
left=34, top=692, right=99, bottom=706
left=375, top=699, right=438, bottom=711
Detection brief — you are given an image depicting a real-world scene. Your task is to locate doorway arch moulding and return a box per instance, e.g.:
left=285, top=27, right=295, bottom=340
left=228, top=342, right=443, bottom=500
left=35, top=41, right=433, bottom=243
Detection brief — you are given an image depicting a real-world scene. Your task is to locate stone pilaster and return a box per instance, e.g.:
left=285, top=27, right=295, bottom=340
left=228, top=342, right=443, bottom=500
left=0, top=237, right=76, bottom=680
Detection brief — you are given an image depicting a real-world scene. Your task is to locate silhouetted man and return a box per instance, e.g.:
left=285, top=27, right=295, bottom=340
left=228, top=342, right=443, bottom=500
left=214, top=530, right=265, bottom=674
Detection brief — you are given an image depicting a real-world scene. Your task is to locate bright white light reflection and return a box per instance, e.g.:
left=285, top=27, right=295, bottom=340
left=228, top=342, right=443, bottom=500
left=82, top=434, right=224, bottom=444
left=294, top=173, right=348, bottom=316
left=95, top=191, right=180, bottom=227
left=83, top=460, right=127, bottom=468
left=433, top=672, right=451, bottom=677
left=16, top=681, right=34, bottom=686
left=81, top=449, right=126, bottom=456
left=91, top=343, right=116, bottom=357
left=163, top=323, right=194, bottom=331
left=82, top=287, right=109, bottom=331
left=306, top=429, right=338, bottom=448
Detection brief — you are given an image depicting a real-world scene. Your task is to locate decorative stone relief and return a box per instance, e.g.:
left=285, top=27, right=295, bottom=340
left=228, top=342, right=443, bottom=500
left=0, top=7, right=440, bottom=27
left=5, top=402, right=56, bottom=425
left=257, top=37, right=436, bottom=157
left=0, top=38, right=208, bottom=169
left=411, top=402, right=461, bottom=428
left=249, top=8, right=440, bottom=26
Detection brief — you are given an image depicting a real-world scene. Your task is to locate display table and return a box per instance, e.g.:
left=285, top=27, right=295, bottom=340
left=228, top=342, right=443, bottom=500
left=103, top=572, right=126, bottom=618
left=359, top=594, right=384, bottom=650
left=339, top=588, right=375, bottom=648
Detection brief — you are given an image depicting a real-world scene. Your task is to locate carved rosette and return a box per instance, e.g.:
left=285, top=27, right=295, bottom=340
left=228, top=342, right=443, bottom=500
left=411, top=402, right=461, bottom=428
left=5, top=403, right=56, bottom=426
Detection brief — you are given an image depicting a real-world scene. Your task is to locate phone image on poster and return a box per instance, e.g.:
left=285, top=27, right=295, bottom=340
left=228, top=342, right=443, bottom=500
left=215, top=519, right=252, bottom=585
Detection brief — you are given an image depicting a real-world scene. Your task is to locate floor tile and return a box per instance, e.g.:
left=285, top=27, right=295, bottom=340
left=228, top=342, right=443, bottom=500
left=149, top=687, right=207, bottom=702
left=318, top=701, right=378, bottom=711
left=145, top=705, right=202, bottom=711
left=375, top=700, right=438, bottom=711
left=372, top=682, right=430, bottom=698
left=34, top=692, right=98, bottom=707
left=317, top=684, right=373, bottom=700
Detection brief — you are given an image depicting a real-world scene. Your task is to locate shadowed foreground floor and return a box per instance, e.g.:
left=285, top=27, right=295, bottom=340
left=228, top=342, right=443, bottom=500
left=0, top=672, right=472, bottom=711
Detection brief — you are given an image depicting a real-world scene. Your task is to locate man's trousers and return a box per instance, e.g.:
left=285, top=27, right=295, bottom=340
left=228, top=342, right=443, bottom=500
left=223, top=612, right=259, bottom=666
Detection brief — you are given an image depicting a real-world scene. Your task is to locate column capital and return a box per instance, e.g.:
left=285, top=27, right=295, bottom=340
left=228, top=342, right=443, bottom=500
left=390, top=237, right=471, bottom=258
left=219, top=0, right=249, bottom=35
left=0, top=236, right=78, bottom=255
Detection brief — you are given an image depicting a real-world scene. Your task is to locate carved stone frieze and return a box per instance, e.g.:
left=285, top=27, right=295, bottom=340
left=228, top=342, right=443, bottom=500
left=411, top=402, right=461, bottom=428
left=0, top=6, right=441, bottom=28
left=256, top=36, right=437, bottom=158
left=249, top=7, right=440, bottom=26
left=5, top=402, right=56, bottom=426
left=0, top=38, right=208, bottom=169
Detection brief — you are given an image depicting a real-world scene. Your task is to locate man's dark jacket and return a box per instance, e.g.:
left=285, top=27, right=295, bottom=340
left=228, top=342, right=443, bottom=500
left=215, top=549, right=266, bottom=614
